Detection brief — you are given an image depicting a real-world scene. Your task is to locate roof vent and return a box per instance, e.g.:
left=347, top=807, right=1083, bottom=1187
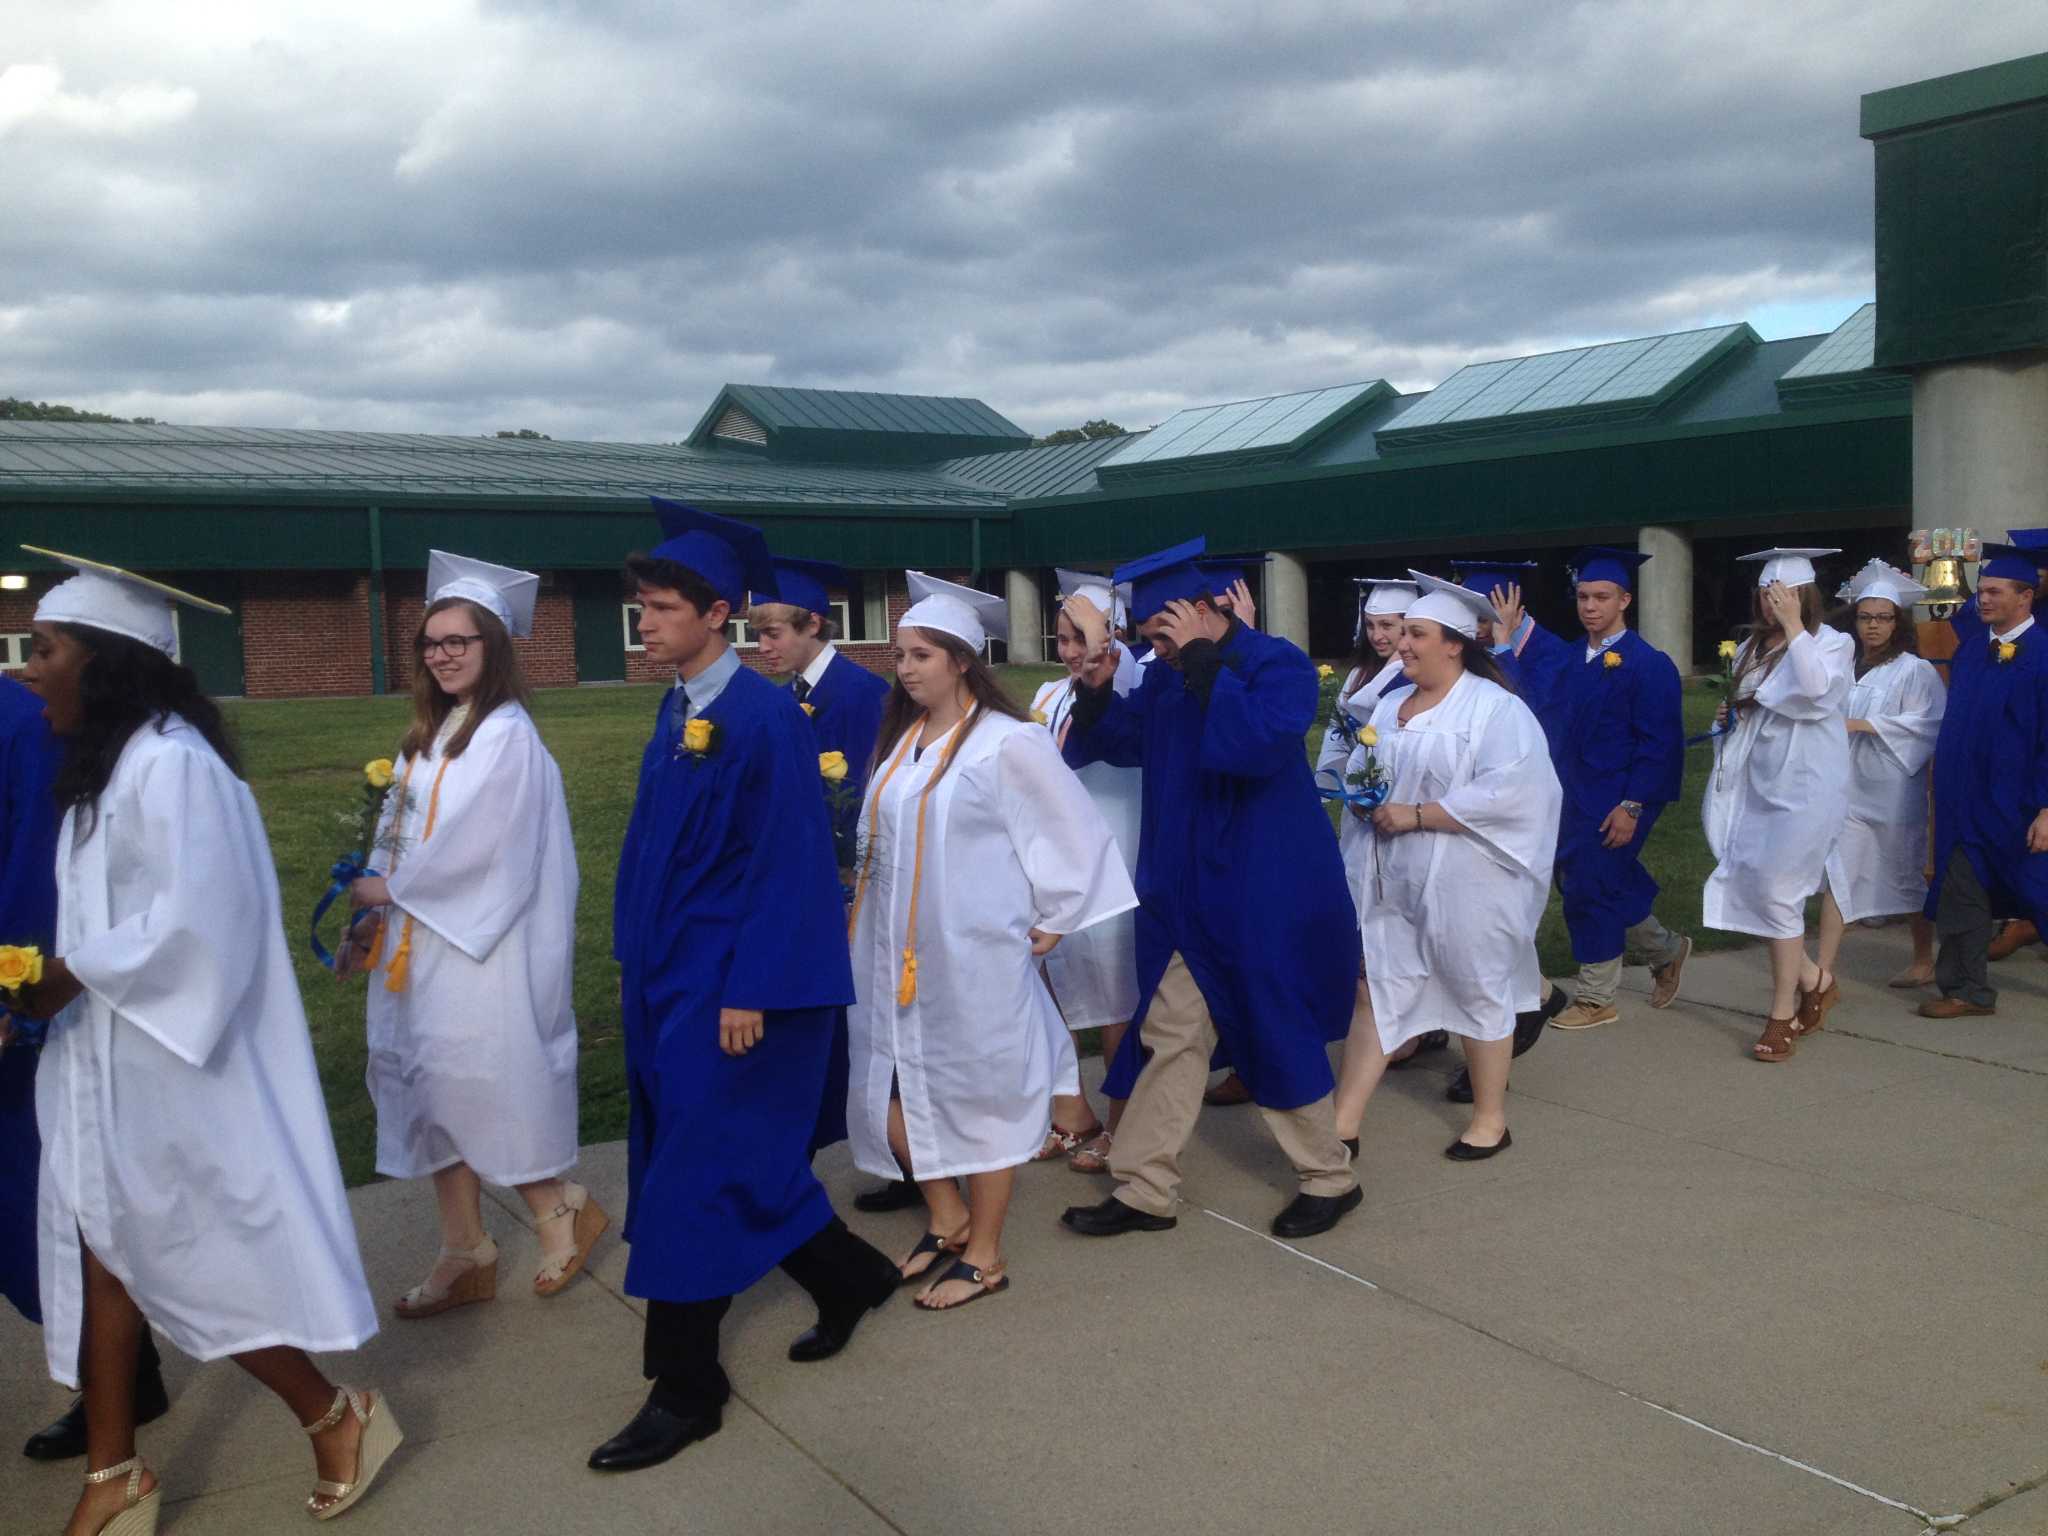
left=711, top=404, right=768, bottom=446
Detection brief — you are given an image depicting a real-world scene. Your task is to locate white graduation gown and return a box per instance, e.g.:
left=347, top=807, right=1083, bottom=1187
left=1315, top=657, right=1406, bottom=779
left=39, top=717, right=376, bottom=1386
left=1030, top=646, right=1142, bottom=1029
left=846, top=713, right=1138, bottom=1180
left=1823, top=653, right=1945, bottom=922
left=365, top=702, right=580, bottom=1185
left=1342, top=673, right=1561, bottom=1050
left=1702, top=627, right=1854, bottom=938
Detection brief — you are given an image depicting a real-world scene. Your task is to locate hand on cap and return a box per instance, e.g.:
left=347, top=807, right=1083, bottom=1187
left=1227, top=579, right=1257, bottom=630
left=1762, top=580, right=1801, bottom=634
left=1061, top=593, right=1117, bottom=689
left=1490, top=583, right=1525, bottom=643
left=1159, top=598, right=1225, bottom=652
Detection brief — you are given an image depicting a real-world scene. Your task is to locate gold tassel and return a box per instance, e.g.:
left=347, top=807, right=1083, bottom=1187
left=383, top=920, right=414, bottom=992
left=897, top=948, right=918, bottom=1007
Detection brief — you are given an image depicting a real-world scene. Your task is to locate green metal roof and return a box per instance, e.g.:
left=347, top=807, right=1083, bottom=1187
left=1093, top=380, right=1395, bottom=480
left=1861, top=50, right=2048, bottom=138
left=1775, top=304, right=1909, bottom=407
left=938, top=434, right=1135, bottom=498
left=683, top=383, right=1028, bottom=463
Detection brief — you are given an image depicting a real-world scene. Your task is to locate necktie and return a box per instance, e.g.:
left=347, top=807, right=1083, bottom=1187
left=792, top=676, right=812, bottom=704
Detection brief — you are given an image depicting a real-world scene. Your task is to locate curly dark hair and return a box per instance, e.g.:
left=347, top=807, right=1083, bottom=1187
left=53, top=623, right=241, bottom=827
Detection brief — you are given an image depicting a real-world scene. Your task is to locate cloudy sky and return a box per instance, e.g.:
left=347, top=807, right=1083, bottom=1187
left=1, top=2, right=2037, bottom=441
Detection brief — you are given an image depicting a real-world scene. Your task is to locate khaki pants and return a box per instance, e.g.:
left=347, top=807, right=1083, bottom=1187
left=1109, top=952, right=1355, bottom=1217
left=1574, top=914, right=1685, bottom=1007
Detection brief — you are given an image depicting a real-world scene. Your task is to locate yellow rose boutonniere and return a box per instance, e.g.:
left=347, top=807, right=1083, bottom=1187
left=800, top=701, right=816, bottom=716
left=678, top=717, right=719, bottom=761
left=364, top=758, right=395, bottom=789
left=0, top=944, right=44, bottom=992
left=1358, top=725, right=1378, bottom=747
left=1717, top=640, right=1738, bottom=662
left=1999, top=641, right=2018, bottom=664
left=1030, top=708, right=1049, bottom=725
left=1603, top=650, right=1624, bottom=670
left=1317, top=663, right=1335, bottom=680
left=819, top=750, right=849, bottom=783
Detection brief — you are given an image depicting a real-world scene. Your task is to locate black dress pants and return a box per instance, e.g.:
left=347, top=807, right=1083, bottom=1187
left=643, top=1217, right=890, bottom=1415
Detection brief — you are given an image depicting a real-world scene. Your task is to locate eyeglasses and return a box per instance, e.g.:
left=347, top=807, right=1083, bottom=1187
left=417, top=633, right=484, bottom=659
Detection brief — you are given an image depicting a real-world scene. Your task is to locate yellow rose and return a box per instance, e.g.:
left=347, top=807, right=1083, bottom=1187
left=1358, top=725, right=1378, bottom=747
left=0, top=945, right=43, bottom=992
left=682, top=718, right=714, bottom=754
left=819, top=751, right=849, bottom=782
left=1317, top=663, right=1335, bottom=680
left=800, top=701, right=816, bottom=716
left=2000, top=641, right=2018, bottom=663
left=364, top=758, right=395, bottom=789
left=1717, top=640, right=1738, bottom=661
left=1603, top=651, right=1623, bottom=669
left=1030, top=709, right=1048, bottom=724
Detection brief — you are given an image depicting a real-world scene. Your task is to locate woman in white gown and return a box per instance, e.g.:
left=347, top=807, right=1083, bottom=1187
left=846, top=573, right=1135, bottom=1311
left=1314, top=577, right=1415, bottom=781
left=1701, top=549, right=1854, bottom=1062
left=15, top=552, right=396, bottom=1534
left=1335, top=573, right=1561, bottom=1162
left=1028, top=569, right=1142, bottom=1172
left=344, top=552, right=597, bottom=1319
left=1818, top=561, right=1945, bottom=989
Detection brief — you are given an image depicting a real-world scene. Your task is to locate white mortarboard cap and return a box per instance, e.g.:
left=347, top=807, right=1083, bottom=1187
left=27, top=545, right=230, bottom=657
left=1056, top=567, right=1119, bottom=624
left=1361, top=578, right=1419, bottom=617
left=1404, top=569, right=1495, bottom=638
left=426, top=549, right=540, bottom=637
left=901, top=570, right=1010, bottom=652
left=1738, top=547, right=1840, bottom=589
left=1836, top=558, right=1928, bottom=610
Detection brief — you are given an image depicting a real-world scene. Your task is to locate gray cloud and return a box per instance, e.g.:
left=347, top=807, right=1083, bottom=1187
left=0, top=1, right=2037, bottom=440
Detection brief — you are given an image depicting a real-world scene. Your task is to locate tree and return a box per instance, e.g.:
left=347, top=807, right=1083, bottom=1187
left=493, top=428, right=552, bottom=440
left=0, top=397, right=157, bottom=424
left=1034, top=418, right=1128, bottom=448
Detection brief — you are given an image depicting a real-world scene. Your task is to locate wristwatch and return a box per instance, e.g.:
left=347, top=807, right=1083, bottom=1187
left=1619, top=800, right=1644, bottom=817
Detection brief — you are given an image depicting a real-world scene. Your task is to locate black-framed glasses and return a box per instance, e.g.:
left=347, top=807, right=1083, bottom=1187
left=417, top=633, right=483, bottom=659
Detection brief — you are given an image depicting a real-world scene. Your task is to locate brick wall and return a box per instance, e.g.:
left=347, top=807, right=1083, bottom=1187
left=242, top=572, right=374, bottom=698
left=383, top=573, right=579, bottom=692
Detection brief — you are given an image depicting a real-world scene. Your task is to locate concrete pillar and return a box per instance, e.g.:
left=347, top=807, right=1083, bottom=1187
left=1637, top=524, right=1694, bottom=674
left=1911, top=355, right=2048, bottom=539
left=1265, top=550, right=1310, bottom=652
left=1004, top=567, right=1044, bottom=664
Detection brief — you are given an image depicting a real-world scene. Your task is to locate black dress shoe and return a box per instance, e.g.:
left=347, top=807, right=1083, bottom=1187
left=1445, top=1129, right=1512, bottom=1162
left=1444, top=1069, right=1474, bottom=1104
left=1270, top=1184, right=1363, bottom=1239
left=22, top=1365, right=171, bottom=1461
left=853, top=1178, right=923, bottom=1214
left=1060, top=1196, right=1177, bottom=1236
left=788, top=1273, right=895, bottom=1363
left=588, top=1395, right=722, bottom=1472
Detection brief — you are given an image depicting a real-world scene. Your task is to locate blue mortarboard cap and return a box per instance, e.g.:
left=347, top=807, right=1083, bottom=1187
left=1980, top=532, right=2048, bottom=584
left=648, top=497, right=777, bottom=609
left=764, top=556, right=848, bottom=617
left=1115, top=537, right=1211, bottom=623
left=1197, top=555, right=1269, bottom=594
left=1447, top=558, right=1540, bottom=597
left=1569, top=546, right=1650, bottom=590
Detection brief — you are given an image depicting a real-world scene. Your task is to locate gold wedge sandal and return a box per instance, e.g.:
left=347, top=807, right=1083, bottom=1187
left=304, top=1387, right=402, bottom=1522
left=534, top=1182, right=610, bottom=1298
left=77, top=1456, right=159, bottom=1536
left=393, top=1234, right=497, bottom=1320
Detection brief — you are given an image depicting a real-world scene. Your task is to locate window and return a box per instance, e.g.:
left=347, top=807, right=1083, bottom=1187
left=0, top=633, right=28, bottom=671
left=622, top=601, right=853, bottom=654
left=622, top=603, right=643, bottom=652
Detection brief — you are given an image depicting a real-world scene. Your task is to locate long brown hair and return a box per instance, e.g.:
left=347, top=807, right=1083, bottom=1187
left=399, top=597, right=531, bottom=761
left=872, top=627, right=1028, bottom=784
left=1839, top=596, right=1921, bottom=678
left=1732, top=583, right=1825, bottom=694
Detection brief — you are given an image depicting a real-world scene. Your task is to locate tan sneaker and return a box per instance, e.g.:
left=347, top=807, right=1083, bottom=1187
left=1549, top=1000, right=1619, bottom=1030
left=1648, top=935, right=1693, bottom=1009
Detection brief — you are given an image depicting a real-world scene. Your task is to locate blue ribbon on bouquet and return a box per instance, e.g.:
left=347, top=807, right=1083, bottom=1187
left=1684, top=723, right=1730, bottom=748
left=1, top=1005, right=45, bottom=1051
left=1314, top=768, right=1391, bottom=812
left=309, top=856, right=382, bottom=971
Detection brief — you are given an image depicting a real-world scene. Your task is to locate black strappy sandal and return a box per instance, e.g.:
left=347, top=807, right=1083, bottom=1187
left=896, top=1230, right=963, bottom=1287
left=913, top=1257, right=1009, bottom=1312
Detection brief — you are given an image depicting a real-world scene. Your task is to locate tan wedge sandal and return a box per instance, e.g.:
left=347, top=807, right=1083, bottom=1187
left=534, top=1182, right=610, bottom=1298
left=78, top=1456, right=159, bottom=1536
left=304, top=1386, right=402, bottom=1522
left=393, top=1234, right=497, bottom=1319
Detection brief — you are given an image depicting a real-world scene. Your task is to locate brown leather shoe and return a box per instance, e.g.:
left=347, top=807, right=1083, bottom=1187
left=1917, top=997, right=1996, bottom=1019
left=1202, top=1072, right=1253, bottom=1106
left=1648, top=936, right=1692, bottom=1009
left=1549, top=1001, right=1619, bottom=1030
left=1988, top=920, right=2037, bottom=961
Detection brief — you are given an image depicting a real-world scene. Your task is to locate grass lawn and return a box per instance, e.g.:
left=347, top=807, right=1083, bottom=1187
left=227, top=664, right=1736, bottom=1187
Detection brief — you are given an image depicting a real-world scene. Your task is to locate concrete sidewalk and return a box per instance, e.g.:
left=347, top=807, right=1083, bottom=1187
left=7, top=924, right=2048, bottom=1534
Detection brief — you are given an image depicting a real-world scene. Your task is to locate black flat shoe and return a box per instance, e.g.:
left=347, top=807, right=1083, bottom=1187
left=853, top=1178, right=923, bottom=1214
left=1341, top=1136, right=1360, bottom=1159
left=1444, top=1069, right=1474, bottom=1104
left=588, top=1395, right=722, bottom=1472
left=1445, top=1130, right=1512, bottom=1162
left=1270, top=1185, right=1363, bottom=1239
left=22, top=1364, right=170, bottom=1461
left=1514, top=990, right=1570, bottom=1056
left=1060, top=1196, right=1177, bottom=1237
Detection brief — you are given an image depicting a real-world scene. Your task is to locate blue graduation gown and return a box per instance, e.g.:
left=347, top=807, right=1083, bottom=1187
left=1541, top=628, right=1685, bottom=964
left=1497, top=619, right=1576, bottom=749
left=1927, top=614, right=2048, bottom=924
left=795, top=649, right=888, bottom=1151
left=1066, top=625, right=1356, bottom=1111
left=613, top=666, right=856, bottom=1304
left=0, top=677, right=60, bottom=1323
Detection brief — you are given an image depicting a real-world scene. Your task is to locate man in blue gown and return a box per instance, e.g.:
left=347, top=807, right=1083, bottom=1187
left=2, top=673, right=173, bottom=1460
left=1920, top=537, right=2048, bottom=1019
left=1056, top=538, right=1361, bottom=1241
left=590, top=501, right=897, bottom=1474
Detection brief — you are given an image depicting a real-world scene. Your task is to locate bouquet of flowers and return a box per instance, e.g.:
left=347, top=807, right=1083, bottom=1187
left=820, top=751, right=861, bottom=894
left=1316, top=724, right=1390, bottom=819
left=0, top=944, right=47, bottom=1048
left=310, top=758, right=413, bottom=970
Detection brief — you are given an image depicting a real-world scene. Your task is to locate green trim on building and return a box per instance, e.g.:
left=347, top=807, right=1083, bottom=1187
left=1860, top=50, right=2048, bottom=138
